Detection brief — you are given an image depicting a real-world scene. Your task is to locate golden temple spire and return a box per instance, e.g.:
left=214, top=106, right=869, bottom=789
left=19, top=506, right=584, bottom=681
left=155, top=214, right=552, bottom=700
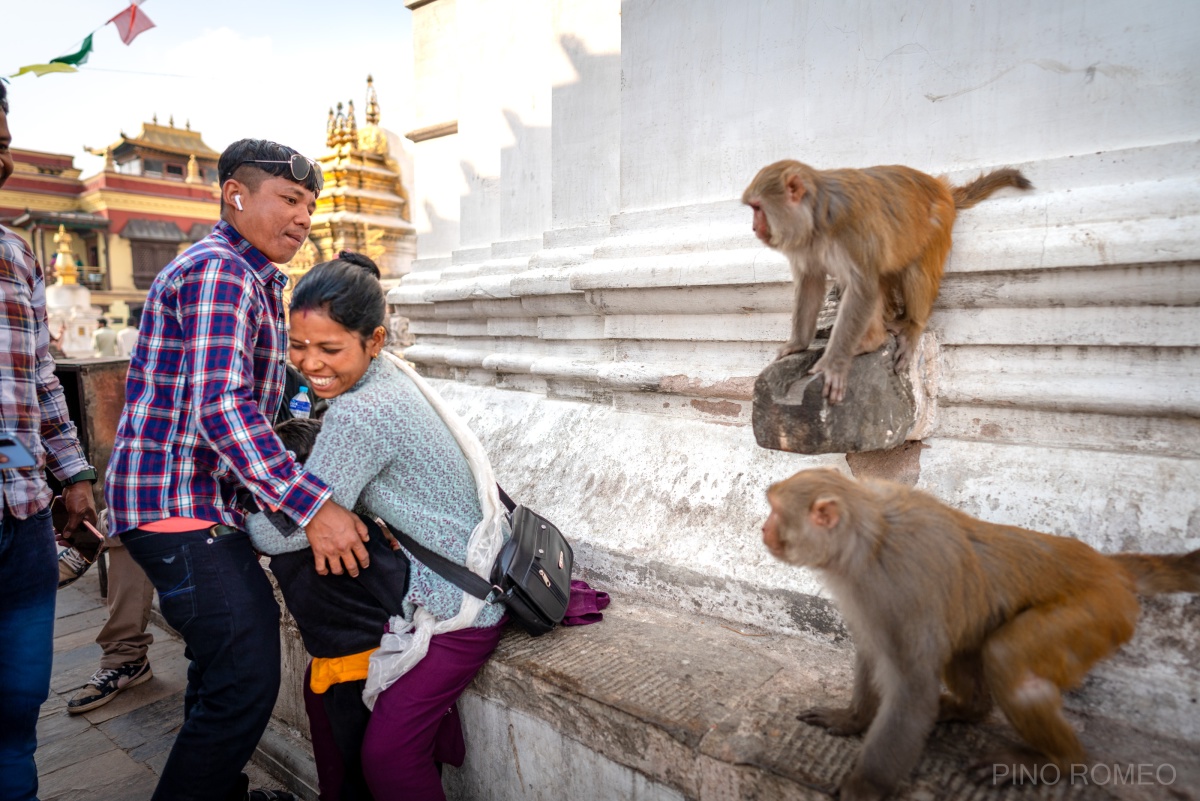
left=53, top=225, right=79, bottom=285
left=333, top=102, right=347, bottom=149
left=345, top=100, right=358, bottom=148
left=365, top=75, right=380, bottom=125
left=326, top=107, right=336, bottom=148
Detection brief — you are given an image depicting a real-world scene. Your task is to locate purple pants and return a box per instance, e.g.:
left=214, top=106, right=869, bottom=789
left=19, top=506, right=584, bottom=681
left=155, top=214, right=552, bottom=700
left=305, top=621, right=505, bottom=801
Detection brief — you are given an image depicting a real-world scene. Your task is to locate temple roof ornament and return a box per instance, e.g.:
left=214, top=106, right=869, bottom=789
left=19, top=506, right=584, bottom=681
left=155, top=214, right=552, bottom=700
left=53, top=225, right=80, bottom=285
left=365, top=75, right=381, bottom=125
left=293, top=75, right=415, bottom=281
left=345, top=101, right=359, bottom=149
left=84, top=144, right=116, bottom=171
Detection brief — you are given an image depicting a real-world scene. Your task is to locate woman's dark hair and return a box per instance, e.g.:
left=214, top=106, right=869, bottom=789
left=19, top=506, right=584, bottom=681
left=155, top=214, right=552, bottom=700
left=290, top=252, right=385, bottom=340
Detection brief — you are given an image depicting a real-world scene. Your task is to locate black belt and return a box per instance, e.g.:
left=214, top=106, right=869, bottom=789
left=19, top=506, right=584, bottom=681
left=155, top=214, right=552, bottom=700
left=208, top=524, right=242, bottom=538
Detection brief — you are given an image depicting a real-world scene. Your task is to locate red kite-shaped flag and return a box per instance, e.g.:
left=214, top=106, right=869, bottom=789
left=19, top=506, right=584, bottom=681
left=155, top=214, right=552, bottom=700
left=108, top=1, right=156, bottom=46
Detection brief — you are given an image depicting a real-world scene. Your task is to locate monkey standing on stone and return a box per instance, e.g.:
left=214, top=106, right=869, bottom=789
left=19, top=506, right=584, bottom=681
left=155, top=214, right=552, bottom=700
left=742, top=161, right=1031, bottom=403
left=761, top=468, right=1200, bottom=801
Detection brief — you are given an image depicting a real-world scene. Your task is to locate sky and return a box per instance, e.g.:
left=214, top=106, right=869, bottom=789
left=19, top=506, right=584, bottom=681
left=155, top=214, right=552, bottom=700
left=3, top=0, right=414, bottom=178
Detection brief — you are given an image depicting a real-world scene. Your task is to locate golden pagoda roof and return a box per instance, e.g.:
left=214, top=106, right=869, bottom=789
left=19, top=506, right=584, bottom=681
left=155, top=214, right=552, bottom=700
left=110, top=121, right=220, bottom=159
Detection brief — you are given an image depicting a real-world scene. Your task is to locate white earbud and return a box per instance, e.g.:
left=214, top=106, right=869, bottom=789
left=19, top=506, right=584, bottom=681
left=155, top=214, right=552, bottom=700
left=233, top=194, right=244, bottom=211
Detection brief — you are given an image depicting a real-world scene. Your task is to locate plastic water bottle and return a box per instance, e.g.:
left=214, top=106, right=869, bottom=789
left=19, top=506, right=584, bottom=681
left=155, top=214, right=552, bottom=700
left=288, top=386, right=311, bottom=419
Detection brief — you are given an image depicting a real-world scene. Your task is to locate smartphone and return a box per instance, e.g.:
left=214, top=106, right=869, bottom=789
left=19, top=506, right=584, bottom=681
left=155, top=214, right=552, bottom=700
left=0, top=432, right=36, bottom=469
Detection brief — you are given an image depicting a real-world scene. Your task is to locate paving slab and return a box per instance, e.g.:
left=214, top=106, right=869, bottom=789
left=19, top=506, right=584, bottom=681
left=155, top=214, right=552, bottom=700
left=37, top=747, right=160, bottom=801
left=34, top=725, right=120, bottom=776
left=53, top=605, right=110, bottom=638
left=53, top=583, right=103, bottom=618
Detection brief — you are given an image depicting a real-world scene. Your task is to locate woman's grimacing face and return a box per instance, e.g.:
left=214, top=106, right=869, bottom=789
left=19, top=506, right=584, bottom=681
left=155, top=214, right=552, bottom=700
left=288, top=309, right=386, bottom=400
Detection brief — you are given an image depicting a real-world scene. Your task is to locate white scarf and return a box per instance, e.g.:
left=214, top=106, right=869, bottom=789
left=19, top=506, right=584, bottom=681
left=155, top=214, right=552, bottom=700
left=361, top=352, right=506, bottom=710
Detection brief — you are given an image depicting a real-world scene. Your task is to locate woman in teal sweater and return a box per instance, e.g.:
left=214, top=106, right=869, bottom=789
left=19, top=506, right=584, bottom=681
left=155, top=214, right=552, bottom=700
left=248, top=252, right=508, bottom=801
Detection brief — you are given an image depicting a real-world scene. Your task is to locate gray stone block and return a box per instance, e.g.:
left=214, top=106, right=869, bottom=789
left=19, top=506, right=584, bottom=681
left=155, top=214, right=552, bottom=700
left=753, top=336, right=916, bottom=454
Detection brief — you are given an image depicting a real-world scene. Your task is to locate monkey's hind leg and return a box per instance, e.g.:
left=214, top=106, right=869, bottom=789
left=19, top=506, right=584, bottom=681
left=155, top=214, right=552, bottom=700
left=853, top=293, right=888, bottom=356
left=938, top=650, right=993, bottom=724
left=893, top=216, right=954, bottom=370
left=973, top=593, right=1134, bottom=781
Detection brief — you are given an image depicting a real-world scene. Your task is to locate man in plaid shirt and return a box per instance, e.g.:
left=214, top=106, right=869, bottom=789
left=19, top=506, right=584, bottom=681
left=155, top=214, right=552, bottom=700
left=105, top=138, right=369, bottom=801
left=0, top=81, right=100, bottom=801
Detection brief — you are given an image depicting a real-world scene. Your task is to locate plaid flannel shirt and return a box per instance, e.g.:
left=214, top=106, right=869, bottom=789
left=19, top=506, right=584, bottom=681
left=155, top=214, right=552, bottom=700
left=105, top=221, right=331, bottom=535
left=0, top=224, right=90, bottom=520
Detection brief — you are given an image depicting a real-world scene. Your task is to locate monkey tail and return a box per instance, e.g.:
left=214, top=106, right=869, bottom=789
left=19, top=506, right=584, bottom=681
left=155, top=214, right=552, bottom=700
left=951, top=168, right=1033, bottom=210
left=1111, top=549, right=1200, bottom=595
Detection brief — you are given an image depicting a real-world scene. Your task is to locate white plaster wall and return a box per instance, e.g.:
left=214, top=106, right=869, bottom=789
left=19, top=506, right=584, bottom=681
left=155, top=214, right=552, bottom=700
left=550, top=1, right=621, bottom=231
left=619, top=0, right=1200, bottom=208
left=410, top=132, right=464, bottom=265
left=397, top=0, right=1200, bottom=743
left=408, top=0, right=461, bottom=266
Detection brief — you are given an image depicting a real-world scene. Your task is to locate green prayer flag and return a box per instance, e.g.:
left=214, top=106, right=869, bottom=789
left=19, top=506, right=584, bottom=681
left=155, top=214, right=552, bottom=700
left=51, top=34, right=94, bottom=67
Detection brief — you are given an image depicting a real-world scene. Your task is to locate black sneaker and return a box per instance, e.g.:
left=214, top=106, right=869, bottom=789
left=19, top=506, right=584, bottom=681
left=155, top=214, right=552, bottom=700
left=57, top=546, right=94, bottom=589
left=67, top=659, right=153, bottom=713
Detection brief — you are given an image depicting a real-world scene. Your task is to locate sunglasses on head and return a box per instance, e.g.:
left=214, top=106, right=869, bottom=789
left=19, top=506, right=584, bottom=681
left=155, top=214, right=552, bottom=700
left=235, top=153, right=324, bottom=192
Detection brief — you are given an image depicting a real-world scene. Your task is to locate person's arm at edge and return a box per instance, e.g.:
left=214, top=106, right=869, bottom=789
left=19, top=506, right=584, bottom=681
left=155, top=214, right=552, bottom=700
left=27, top=246, right=96, bottom=543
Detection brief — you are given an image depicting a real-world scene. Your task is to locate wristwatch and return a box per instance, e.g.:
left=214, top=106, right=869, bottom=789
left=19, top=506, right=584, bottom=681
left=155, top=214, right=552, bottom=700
left=63, top=466, right=97, bottom=485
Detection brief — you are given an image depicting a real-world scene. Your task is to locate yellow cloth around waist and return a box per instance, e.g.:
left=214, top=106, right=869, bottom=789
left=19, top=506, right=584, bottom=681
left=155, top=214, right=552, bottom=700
left=309, top=648, right=376, bottom=694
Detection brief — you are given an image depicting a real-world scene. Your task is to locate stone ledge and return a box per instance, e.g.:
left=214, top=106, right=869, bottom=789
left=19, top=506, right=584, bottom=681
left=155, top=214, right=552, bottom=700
left=452, top=600, right=1197, bottom=801
left=238, top=594, right=1196, bottom=800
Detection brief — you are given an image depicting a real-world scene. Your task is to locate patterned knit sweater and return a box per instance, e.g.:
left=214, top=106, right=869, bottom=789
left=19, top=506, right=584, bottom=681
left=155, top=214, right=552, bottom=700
left=247, top=356, right=505, bottom=628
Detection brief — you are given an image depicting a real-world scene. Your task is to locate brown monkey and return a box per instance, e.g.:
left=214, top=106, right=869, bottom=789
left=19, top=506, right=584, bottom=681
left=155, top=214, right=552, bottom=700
left=743, top=162, right=1031, bottom=403
left=761, top=468, right=1200, bottom=801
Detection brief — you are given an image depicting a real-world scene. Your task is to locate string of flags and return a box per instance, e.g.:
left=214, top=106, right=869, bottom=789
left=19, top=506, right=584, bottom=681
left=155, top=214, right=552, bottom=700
left=9, top=1, right=156, bottom=79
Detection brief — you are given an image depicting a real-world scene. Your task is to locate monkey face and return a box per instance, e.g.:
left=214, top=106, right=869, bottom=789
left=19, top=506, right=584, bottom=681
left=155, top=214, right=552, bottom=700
left=746, top=200, right=773, bottom=245
left=743, top=161, right=815, bottom=253
left=763, top=470, right=850, bottom=569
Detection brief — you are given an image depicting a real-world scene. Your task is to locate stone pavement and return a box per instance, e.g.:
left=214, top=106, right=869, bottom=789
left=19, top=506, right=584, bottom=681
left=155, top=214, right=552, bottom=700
left=36, top=562, right=280, bottom=801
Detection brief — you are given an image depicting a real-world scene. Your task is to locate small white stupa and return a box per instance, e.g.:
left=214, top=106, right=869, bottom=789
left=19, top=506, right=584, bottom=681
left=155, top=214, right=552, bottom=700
left=45, top=225, right=102, bottom=358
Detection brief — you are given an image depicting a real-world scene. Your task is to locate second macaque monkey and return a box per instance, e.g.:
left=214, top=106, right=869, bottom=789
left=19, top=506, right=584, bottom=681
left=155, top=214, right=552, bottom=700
left=762, top=468, right=1200, bottom=801
left=743, top=161, right=1031, bottom=403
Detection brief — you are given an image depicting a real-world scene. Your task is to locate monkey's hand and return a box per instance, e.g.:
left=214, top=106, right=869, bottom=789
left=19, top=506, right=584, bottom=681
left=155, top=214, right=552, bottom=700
left=798, top=705, right=868, bottom=736
left=808, top=355, right=851, bottom=405
left=776, top=340, right=809, bottom=360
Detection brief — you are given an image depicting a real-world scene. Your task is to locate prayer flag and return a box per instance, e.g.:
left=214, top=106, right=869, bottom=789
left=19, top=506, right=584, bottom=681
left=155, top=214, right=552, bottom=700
left=10, top=63, right=79, bottom=78
left=50, top=35, right=94, bottom=67
left=108, top=3, right=156, bottom=45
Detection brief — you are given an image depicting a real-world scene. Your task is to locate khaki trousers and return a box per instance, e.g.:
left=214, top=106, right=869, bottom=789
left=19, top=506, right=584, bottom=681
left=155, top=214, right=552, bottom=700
left=97, top=536, right=155, bottom=669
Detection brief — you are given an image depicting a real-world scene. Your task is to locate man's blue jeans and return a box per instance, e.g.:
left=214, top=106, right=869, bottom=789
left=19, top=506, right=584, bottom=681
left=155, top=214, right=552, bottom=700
left=0, top=506, right=57, bottom=801
left=122, top=528, right=281, bottom=801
